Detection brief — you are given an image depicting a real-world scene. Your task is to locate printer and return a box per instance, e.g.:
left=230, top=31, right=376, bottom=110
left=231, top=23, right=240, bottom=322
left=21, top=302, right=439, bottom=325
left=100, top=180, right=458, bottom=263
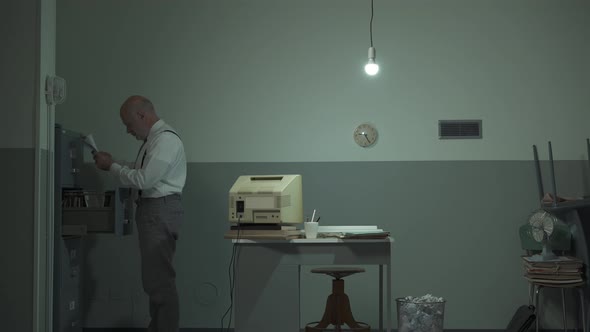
left=228, top=174, right=303, bottom=224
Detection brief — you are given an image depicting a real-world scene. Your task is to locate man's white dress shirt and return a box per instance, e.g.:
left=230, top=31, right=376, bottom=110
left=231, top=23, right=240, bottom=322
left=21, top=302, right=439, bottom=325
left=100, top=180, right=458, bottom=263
left=109, top=120, right=186, bottom=198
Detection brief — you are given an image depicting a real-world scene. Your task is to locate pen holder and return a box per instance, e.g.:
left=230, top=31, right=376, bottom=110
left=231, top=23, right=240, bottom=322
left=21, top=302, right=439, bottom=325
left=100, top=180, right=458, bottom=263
left=304, top=222, right=319, bottom=239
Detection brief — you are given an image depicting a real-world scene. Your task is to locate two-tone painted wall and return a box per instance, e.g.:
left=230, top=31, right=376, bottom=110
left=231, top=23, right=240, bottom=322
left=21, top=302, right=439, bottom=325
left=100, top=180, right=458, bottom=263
left=54, top=0, right=590, bottom=329
left=0, top=0, right=56, bottom=331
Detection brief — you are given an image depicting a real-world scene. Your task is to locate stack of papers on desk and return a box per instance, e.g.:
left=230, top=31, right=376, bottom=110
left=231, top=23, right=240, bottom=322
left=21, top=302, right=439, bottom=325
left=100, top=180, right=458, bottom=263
left=224, top=229, right=303, bottom=240
left=317, top=225, right=390, bottom=239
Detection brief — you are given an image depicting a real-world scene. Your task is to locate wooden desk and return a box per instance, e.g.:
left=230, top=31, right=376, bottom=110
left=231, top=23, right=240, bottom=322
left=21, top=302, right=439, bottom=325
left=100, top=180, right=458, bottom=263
left=232, top=238, right=393, bottom=332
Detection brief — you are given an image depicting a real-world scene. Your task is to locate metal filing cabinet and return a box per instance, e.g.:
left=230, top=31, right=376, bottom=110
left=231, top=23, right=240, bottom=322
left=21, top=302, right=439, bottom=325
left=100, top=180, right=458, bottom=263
left=55, top=237, right=82, bottom=332
left=54, top=124, right=130, bottom=332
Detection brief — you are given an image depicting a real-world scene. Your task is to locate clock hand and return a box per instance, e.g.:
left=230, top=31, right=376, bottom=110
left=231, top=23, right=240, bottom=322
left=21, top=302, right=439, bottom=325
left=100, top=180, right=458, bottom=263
left=363, top=133, right=371, bottom=143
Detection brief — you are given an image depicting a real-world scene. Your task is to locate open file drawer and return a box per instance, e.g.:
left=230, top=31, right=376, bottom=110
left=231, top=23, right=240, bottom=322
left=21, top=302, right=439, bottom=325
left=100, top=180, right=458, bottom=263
left=61, top=188, right=131, bottom=236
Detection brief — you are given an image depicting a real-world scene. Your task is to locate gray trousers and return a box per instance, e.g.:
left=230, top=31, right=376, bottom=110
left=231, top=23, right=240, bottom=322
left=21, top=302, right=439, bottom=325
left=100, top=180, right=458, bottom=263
left=136, top=194, right=183, bottom=332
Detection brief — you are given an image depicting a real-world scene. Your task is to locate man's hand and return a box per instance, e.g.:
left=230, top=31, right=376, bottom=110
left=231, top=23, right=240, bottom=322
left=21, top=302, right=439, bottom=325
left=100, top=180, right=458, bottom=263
left=93, top=151, right=114, bottom=171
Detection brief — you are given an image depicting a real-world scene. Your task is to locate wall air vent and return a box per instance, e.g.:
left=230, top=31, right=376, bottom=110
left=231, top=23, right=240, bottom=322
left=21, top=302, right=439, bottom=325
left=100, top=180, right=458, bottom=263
left=439, top=120, right=482, bottom=139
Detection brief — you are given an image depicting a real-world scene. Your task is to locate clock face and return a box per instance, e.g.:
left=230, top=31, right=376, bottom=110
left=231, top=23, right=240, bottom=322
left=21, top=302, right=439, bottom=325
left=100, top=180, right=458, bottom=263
left=353, top=123, right=378, bottom=147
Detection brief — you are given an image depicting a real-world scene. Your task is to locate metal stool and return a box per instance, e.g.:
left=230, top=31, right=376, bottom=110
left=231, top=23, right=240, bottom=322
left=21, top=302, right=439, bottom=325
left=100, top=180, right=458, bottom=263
left=305, top=267, right=370, bottom=332
left=531, top=283, right=586, bottom=332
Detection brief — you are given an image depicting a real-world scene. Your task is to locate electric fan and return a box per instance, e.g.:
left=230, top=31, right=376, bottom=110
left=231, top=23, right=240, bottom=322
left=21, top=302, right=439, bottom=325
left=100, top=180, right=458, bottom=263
left=528, top=209, right=557, bottom=261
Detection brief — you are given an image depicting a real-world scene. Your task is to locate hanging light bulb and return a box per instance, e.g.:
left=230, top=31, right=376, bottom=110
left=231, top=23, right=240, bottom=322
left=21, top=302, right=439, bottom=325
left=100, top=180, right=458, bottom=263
left=364, top=0, right=379, bottom=76
left=365, top=46, right=379, bottom=76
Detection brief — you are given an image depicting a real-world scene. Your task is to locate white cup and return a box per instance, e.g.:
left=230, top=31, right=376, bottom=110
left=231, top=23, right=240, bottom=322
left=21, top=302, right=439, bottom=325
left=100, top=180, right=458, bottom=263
left=304, top=222, right=319, bottom=239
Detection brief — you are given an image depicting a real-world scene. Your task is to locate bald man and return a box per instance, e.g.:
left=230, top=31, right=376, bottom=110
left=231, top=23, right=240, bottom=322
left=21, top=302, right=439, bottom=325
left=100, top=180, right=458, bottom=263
left=94, top=95, right=186, bottom=332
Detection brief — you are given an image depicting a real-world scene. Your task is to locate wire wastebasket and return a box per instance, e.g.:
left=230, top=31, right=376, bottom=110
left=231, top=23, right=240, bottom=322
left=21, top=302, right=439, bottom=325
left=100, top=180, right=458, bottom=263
left=396, top=295, right=446, bottom=332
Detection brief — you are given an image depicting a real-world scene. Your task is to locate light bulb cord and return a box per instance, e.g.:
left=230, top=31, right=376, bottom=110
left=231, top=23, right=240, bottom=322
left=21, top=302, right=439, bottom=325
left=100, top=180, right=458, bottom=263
left=369, top=0, right=374, bottom=47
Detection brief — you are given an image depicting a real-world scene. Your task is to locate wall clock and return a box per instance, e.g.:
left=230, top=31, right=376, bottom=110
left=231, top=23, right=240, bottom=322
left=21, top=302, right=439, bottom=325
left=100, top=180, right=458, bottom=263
left=353, top=123, right=378, bottom=147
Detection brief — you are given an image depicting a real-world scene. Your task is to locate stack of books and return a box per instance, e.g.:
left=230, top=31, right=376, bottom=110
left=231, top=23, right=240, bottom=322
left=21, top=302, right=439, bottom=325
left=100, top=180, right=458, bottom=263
left=224, top=225, right=303, bottom=239
left=522, top=255, right=585, bottom=287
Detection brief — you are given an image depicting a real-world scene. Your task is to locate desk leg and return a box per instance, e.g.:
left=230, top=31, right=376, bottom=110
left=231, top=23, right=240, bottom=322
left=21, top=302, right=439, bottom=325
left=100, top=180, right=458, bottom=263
left=298, top=264, right=301, bottom=330
left=379, top=265, right=383, bottom=332
left=387, top=262, right=391, bottom=332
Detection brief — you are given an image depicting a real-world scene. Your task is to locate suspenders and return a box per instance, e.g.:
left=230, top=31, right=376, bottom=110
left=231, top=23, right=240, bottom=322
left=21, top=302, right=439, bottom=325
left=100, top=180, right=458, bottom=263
left=136, top=129, right=182, bottom=197
left=139, top=130, right=181, bottom=168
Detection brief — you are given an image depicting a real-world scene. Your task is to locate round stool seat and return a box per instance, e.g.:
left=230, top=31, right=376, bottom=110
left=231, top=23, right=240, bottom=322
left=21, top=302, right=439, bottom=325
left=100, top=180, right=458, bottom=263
left=311, top=267, right=365, bottom=279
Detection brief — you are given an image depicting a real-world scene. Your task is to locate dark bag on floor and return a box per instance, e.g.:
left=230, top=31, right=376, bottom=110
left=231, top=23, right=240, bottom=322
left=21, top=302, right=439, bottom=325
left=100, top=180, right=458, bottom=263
left=506, top=305, right=536, bottom=332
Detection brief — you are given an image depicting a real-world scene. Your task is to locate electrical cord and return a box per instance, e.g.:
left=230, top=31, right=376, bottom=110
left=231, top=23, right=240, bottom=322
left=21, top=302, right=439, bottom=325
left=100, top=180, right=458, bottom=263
left=221, top=217, right=242, bottom=331
left=369, top=0, right=374, bottom=47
